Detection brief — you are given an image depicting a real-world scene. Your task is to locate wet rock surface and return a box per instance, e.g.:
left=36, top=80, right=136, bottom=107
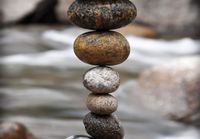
left=74, top=31, right=130, bottom=65
left=67, top=0, right=137, bottom=30
left=83, top=113, right=124, bottom=139
left=0, top=122, right=37, bottom=139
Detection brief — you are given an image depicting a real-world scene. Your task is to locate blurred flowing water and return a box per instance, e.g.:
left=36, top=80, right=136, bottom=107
left=0, top=26, right=200, bottom=139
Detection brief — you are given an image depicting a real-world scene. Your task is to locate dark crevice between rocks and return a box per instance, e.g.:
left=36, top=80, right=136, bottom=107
left=18, top=0, right=60, bottom=24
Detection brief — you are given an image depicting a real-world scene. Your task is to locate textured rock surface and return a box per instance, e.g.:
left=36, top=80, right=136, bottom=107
left=87, top=93, right=118, bottom=115
left=83, top=67, right=120, bottom=94
left=67, top=0, right=137, bottom=30
left=136, top=57, right=200, bottom=126
left=83, top=113, right=124, bottom=139
left=0, top=122, right=36, bottom=139
left=74, top=31, right=130, bottom=65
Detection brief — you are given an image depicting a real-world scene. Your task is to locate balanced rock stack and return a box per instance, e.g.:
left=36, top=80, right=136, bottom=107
left=67, top=0, right=137, bottom=139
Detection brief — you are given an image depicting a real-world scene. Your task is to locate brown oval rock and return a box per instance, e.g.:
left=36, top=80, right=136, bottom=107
left=0, top=122, right=36, bottom=139
left=67, top=0, right=137, bottom=30
left=87, top=93, right=118, bottom=115
left=83, top=113, right=124, bottom=139
left=74, top=31, right=130, bottom=65
left=83, top=66, right=120, bottom=94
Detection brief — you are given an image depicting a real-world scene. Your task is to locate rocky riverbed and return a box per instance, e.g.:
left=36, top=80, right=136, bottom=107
left=0, top=25, right=200, bottom=139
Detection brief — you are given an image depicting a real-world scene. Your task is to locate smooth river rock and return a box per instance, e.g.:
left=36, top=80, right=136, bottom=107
left=67, top=0, right=137, bottom=30
left=83, top=67, right=120, bottom=94
left=87, top=93, right=118, bottom=115
left=74, top=31, right=130, bottom=65
left=83, top=113, right=124, bottom=139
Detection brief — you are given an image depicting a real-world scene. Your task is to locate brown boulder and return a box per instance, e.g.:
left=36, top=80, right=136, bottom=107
left=0, top=122, right=37, bottom=139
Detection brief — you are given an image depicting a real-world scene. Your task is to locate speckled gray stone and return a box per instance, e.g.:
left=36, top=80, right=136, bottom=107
left=83, top=113, right=124, bottom=139
left=83, top=67, right=120, bottom=94
left=87, top=93, right=118, bottom=115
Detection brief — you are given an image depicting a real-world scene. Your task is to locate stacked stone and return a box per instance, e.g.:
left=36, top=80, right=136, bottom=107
left=67, top=0, right=137, bottom=139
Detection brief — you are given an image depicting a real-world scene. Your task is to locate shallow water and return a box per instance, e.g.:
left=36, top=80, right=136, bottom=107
left=0, top=26, right=200, bottom=139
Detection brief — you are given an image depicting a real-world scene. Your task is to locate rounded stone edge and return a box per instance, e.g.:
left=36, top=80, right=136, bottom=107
left=83, top=66, right=120, bottom=94
left=67, top=0, right=137, bottom=30
left=74, top=31, right=130, bottom=66
left=86, top=93, right=118, bottom=115
left=83, top=112, right=124, bottom=139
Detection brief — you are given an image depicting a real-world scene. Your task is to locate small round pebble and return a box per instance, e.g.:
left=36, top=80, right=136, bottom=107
left=83, top=113, right=124, bottom=139
left=74, top=31, right=130, bottom=65
left=67, top=0, right=137, bottom=30
left=87, top=93, right=118, bottom=115
left=83, top=66, right=120, bottom=94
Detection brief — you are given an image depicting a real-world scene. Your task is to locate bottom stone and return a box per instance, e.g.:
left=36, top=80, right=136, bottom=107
left=83, top=112, right=124, bottom=139
left=66, top=135, right=93, bottom=139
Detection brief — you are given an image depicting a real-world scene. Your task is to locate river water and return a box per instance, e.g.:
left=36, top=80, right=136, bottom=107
left=0, top=26, right=200, bottom=139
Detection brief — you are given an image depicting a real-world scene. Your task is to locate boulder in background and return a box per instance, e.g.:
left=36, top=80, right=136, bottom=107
left=0, top=0, right=42, bottom=24
left=136, top=57, right=200, bottom=126
left=0, top=122, right=37, bottom=139
left=133, top=0, right=200, bottom=38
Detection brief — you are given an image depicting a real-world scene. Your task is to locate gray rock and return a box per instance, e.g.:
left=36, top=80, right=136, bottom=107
left=87, top=93, right=118, bottom=115
left=0, top=0, right=41, bottom=24
left=83, top=67, right=120, bottom=94
left=135, top=57, right=200, bottom=126
left=0, top=0, right=63, bottom=24
left=83, top=112, right=124, bottom=139
left=133, top=0, right=200, bottom=38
